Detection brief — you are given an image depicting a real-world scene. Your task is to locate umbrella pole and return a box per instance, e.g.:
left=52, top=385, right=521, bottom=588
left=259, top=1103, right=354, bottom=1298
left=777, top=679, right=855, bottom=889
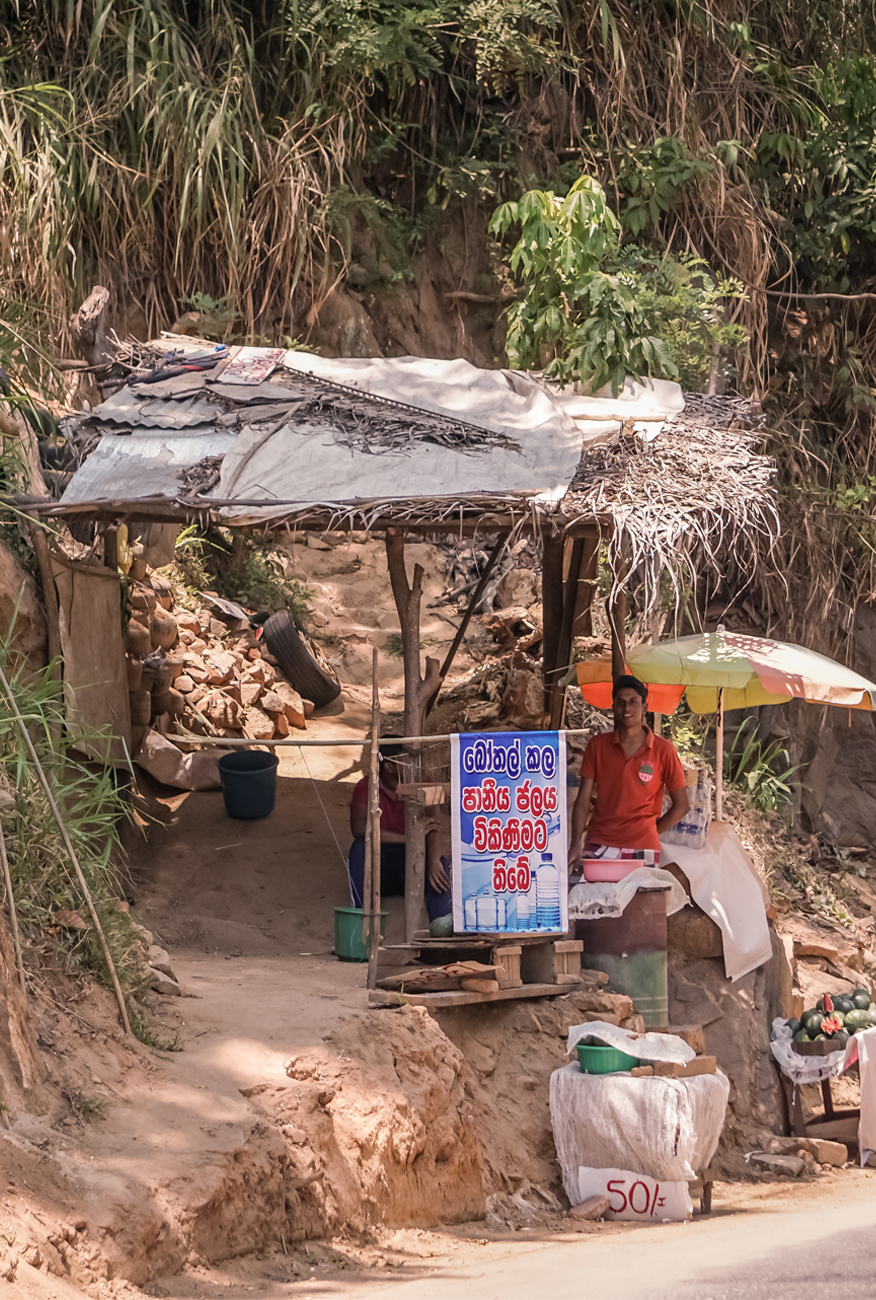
left=715, top=687, right=724, bottom=822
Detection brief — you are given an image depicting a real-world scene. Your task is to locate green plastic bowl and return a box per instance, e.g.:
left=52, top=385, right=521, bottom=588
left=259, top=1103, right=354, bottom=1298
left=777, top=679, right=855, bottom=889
left=576, top=1043, right=638, bottom=1074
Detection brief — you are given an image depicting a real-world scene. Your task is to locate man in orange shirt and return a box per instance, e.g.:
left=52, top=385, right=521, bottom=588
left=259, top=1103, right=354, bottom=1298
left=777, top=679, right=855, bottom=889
left=569, top=675, right=690, bottom=880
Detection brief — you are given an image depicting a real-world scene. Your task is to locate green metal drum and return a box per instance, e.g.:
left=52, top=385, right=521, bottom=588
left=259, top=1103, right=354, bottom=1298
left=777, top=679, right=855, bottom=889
left=575, top=886, right=670, bottom=1030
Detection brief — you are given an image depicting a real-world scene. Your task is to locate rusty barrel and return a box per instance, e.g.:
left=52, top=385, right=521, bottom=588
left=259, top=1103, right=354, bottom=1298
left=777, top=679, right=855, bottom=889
left=574, top=886, right=669, bottom=1030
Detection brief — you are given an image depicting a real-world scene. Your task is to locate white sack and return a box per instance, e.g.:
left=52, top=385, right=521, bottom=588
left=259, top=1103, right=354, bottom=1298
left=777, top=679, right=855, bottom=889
left=135, top=730, right=225, bottom=791
left=577, top=1165, right=692, bottom=1222
left=660, top=820, right=772, bottom=981
left=550, top=1063, right=730, bottom=1196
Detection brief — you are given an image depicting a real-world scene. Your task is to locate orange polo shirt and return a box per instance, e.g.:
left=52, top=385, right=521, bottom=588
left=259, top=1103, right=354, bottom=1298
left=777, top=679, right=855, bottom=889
left=580, top=728, right=686, bottom=853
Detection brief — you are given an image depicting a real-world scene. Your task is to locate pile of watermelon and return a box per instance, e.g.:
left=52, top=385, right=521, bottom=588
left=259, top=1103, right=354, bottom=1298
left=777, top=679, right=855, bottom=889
left=785, top=990, right=876, bottom=1049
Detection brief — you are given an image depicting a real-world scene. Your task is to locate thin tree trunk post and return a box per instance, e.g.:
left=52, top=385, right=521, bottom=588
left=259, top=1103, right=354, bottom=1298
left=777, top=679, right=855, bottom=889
left=0, top=821, right=26, bottom=1000
left=549, top=536, right=586, bottom=729
left=425, top=533, right=507, bottom=716
left=385, top=528, right=441, bottom=942
left=541, top=529, right=565, bottom=711
left=716, top=688, right=725, bottom=822
left=607, top=531, right=629, bottom=681
left=572, top=531, right=601, bottom=637
left=366, top=647, right=382, bottom=988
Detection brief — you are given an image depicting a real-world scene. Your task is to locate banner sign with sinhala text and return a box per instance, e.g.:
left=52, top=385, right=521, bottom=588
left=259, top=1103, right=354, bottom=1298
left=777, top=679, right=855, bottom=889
left=451, top=731, right=568, bottom=934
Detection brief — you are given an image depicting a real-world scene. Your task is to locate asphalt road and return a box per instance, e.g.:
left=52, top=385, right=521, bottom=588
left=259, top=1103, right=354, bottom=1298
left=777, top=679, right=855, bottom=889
left=363, top=1181, right=876, bottom=1300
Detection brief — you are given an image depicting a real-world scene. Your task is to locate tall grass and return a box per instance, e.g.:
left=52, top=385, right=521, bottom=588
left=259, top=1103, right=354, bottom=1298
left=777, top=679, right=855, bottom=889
left=0, top=638, right=145, bottom=1002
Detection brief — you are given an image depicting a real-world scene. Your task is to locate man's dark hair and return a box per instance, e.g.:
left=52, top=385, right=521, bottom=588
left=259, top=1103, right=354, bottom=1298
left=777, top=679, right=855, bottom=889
left=380, top=741, right=407, bottom=762
left=612, top=674, right=648, bottom=704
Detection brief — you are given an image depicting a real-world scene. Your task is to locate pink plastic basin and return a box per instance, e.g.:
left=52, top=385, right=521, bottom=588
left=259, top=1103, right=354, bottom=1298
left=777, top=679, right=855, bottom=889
left=582, top=858, right=641, bottom=883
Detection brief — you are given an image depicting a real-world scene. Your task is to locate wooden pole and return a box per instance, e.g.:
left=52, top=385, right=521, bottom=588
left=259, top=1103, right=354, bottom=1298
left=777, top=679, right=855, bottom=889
left=715, top=688, right=725, bottom=822
left=386, top=528, right=440, bottom=942
left=607, top=531, right=629, bottom=681
left=541, top=529, right=565, bottom=711
left=572, top=532, right=601, bottom=637
left=549, top=536, right=586, bottom=729
left=27, top=521, right=62, bottom=668
left=0, top=820, right=26, bottom=1000
left=0, top=663, right=132, bottom=1036
left=425, top=533, right=506, bottom=716
left=366, top=648, right=382, bottom=989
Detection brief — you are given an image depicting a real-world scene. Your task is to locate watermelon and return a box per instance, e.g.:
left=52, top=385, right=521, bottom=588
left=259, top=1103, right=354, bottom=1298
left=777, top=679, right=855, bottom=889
left=833, top=996, right=854, bottom=1015
left=793, top=1029, right=811, bottom=1042
left=803, top=1011, right=824, bottom=1036
left=833, top=1031, right=850, bottom=1049
left=814, top=1033, right=829, bottom=1041
left=844, top=1009, right=871, bottom=1032
left=852, top=989, right=871, bottom=1010
left=816, top=994, right=835, bottom=1013
left=786, top=1018, right=802, bottom=1036
left=867, top=1008, right=876, bottom=1027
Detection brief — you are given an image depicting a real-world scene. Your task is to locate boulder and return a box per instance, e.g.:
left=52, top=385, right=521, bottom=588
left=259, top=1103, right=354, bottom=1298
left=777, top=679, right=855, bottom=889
left=149, top=967, right=181, bottom=996
left=748, top=1152, right=805, bottom=1176
left=204, top=649, right=236, bottom=686
left=242, top=706, right=274, bottom=740
left=240, top=680, right=262, bottom=707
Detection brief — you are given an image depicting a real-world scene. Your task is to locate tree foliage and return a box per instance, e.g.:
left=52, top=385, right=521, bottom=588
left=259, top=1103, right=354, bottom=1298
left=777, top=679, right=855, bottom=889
left=491, top=176, right=746, bottom=393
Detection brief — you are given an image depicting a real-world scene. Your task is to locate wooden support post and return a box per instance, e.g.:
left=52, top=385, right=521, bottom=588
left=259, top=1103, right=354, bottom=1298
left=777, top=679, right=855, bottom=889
left=386, top=528, right=441, bottom=942
left=549, top=536, right=585, bottom=729
left=572, top=532, right=601, bottom=637
left=541, top=529, right=565, bottom=711
left=26, top=519, right=62, bottom=668
left=366, top=648, right=382, bottom=990
left=426, top=533, right=506, bottom=716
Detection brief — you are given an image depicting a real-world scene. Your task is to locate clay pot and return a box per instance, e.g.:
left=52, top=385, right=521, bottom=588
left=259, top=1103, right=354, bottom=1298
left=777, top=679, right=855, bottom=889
left=126, top=656, right=143, bottom=691
left=129, top=690, right=152, bottom=726
left=150, top=609, right=178, bottom=650
left=126, top=620, right=152, bottom=658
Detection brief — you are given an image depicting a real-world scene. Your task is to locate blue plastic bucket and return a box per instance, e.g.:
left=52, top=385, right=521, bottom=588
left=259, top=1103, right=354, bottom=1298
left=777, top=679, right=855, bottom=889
left=218, top=751, right=279, bottom=820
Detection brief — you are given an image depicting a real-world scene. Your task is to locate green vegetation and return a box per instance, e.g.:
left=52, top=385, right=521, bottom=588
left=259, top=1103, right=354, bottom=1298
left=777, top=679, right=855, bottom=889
left=491, top=176, right=746, bottom=393
left=173, top=527, right=313, bottom=621
left=0, top=638, right=146, bottom=1004
left=725, top=720, right=801, bottom=814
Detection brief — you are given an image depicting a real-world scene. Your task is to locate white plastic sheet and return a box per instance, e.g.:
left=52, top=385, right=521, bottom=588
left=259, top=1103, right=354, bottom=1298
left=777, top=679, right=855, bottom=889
left=550, top=1063, right=730, bottom=1194
left=660, top=820, right=772, bottom=981
left=567, top=867, right=688, bottom=921
left=565, top=1020, right=695, bottom=1064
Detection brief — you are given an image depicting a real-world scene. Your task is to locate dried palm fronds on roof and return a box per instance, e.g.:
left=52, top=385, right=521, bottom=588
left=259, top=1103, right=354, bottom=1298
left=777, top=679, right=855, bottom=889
left=563, top=398, right=779, bottom=613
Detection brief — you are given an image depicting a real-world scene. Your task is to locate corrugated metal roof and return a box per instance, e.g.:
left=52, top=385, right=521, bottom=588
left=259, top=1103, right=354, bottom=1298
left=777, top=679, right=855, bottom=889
left=62, top=433, right=235, bottom=503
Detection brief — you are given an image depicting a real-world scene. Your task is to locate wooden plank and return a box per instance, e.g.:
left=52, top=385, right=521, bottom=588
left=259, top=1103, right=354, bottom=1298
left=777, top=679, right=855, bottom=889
left=376, top=961, right=498, bottom=990
left=804, top=1116, right=859, bottom=1143
left=368, top=981, right=580, bottom=1009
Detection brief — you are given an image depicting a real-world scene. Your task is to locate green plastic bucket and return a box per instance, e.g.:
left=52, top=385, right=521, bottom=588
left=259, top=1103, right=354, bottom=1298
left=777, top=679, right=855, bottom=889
left=334, top=907, right=388, bottom=962
left=576, top=1043, right=638, bottom=1074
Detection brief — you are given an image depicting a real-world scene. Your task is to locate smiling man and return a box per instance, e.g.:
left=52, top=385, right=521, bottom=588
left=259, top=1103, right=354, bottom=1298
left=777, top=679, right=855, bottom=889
left=568, top=674, right=690, bottom=880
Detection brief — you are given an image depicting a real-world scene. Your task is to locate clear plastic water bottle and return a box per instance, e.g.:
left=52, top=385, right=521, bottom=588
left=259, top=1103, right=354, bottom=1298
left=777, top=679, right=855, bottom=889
left=475, top=891, right=499, bottom=929
left=463, top=895, right=477, bottom=931
left=516, top=888, right=531, bottom=932
left=496, top=896, right=508, bottom=930
left=535, top=852, right=561, bottom=930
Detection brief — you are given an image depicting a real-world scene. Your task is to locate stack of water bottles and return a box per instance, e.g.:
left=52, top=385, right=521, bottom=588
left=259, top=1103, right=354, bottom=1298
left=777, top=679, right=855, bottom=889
left=463, top=852, right=562, bottom=933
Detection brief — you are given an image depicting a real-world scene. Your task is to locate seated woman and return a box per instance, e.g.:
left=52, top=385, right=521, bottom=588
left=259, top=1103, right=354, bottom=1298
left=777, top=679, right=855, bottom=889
left=346, top=743, right=452, bottom=922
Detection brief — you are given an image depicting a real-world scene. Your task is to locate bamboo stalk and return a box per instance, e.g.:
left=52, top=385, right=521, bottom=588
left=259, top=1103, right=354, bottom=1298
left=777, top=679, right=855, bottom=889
left=0, top=820, right=26, bottom=1000
left=0, top=664, right=132, bottom=1036
left=366, top=647, right=382, bottom=990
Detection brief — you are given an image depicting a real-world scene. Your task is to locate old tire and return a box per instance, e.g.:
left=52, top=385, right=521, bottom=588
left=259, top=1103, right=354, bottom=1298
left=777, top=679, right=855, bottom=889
left=262, top=611, right=341, bottom=708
